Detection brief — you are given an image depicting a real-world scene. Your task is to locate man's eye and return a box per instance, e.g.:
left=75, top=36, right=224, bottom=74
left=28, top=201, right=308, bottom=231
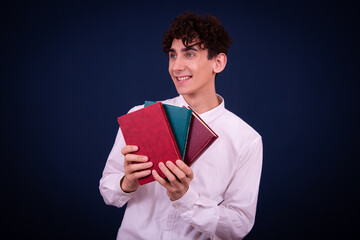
left=186, top=53, right=194, bottom=57
left=170, top=53, right=176, bottom=59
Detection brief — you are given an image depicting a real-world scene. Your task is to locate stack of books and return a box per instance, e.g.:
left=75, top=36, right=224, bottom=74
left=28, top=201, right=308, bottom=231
left=117, top=101, right=218, bottom=185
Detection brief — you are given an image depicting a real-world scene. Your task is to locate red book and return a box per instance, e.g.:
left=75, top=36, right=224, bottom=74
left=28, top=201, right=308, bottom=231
left=117, top=102, right=182, bottom=185
left=184, top=109, right=218, bottom=166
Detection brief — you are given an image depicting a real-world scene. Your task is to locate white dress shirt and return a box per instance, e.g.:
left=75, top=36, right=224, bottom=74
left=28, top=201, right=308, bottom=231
left=99, top=95, right=263, bottom=240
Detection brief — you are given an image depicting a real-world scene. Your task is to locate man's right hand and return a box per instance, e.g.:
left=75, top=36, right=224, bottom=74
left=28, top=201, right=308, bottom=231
left=120, top=145, right=153, bottom=193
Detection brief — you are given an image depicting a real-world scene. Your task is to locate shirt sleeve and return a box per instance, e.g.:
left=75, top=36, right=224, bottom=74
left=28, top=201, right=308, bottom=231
left=172, top=137, right=263, bottom=239
left=99, top=106, right=143, bottom=207
left=99, top=127, right=135, bottom=207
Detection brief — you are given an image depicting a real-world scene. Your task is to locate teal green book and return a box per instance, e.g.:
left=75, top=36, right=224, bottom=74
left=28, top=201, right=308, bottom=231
left=145, top=101, right=192, bottom=160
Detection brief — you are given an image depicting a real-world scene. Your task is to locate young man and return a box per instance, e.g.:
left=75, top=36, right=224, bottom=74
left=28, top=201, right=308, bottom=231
left=100, top=12, right=263, bottom=239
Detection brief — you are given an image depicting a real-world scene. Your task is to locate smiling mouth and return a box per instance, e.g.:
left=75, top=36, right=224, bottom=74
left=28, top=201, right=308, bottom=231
left=176, top=76, right=192, bottom=81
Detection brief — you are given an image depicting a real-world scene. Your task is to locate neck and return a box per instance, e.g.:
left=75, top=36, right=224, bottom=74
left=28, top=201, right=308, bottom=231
left=183, top=89, right=219, bottom=114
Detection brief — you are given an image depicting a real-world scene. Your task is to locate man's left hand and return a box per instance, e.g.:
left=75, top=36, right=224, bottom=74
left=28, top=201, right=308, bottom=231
left=152, top=159, right=194, bottom=201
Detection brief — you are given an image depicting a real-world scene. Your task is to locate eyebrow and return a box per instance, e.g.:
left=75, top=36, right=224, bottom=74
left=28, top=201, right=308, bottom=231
left=169, top=46, right=199, bottom=53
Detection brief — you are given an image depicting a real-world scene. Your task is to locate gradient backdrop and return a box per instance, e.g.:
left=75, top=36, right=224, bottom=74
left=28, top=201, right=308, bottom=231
left=2, top=0, right=359, bottom=239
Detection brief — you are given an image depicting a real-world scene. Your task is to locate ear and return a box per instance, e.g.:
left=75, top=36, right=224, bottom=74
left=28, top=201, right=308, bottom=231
left=212, top=53, right=227, bottom=74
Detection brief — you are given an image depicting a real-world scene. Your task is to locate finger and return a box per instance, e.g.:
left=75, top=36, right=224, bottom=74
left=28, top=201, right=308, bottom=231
left=123, top=154, right=148, bottom=170
left=125, top=169, right=152, bottom=182
left=133, top=169, right=152, bottom=179
left=126, top=161, right=153, bottom=174
left=158, top=162, right=182, bottom=188
left=165, top=161, right=187, bottom=183
left=121, top=145, right=138, bottom=155
left=124, top=154, right=148, bottom=163
left=176, top=160, right=194, bottom=179
left=152, top=169, right=171, bottom=187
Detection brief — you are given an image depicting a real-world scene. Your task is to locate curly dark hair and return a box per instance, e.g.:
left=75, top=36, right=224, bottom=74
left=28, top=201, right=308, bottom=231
left=162, top=11, right=232, bottom=60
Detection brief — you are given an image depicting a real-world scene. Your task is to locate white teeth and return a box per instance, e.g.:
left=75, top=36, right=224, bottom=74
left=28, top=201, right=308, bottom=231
left=177, top=76, right=191, bottom=81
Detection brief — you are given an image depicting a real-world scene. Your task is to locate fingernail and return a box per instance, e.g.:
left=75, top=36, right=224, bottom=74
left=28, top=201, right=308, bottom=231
left=147, top=161, right=152, bottom=167
left=152, top=170, right=157, bottom=175
left=176, top=160, right=182, bottom=165
left=166, top=161, right=172, bottom=167
left=132, top=146, right=138, bottom=151
left=142, top=156, right=148, bottom=161
left=159, top=162, right=164, bottom=168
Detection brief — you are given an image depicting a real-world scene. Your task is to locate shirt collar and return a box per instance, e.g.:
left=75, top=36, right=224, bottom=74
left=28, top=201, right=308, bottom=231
left=176, top=94, right=225, bottom=124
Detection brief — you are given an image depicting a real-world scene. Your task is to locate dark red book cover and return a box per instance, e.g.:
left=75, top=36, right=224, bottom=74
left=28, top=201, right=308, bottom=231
left=117, top=102, right=182, bottom=185
left=184, top=109, right=218, bottom=166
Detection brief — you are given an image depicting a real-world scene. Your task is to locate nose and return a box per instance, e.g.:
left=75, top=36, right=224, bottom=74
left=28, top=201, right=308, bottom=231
left=172, top=57, right=185, bottom=72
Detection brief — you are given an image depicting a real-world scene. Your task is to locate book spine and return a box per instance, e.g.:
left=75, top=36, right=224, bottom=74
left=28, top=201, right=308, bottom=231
left=182, top=111, right=192, bottom=161
left=158, top=103, right=182, bottom=160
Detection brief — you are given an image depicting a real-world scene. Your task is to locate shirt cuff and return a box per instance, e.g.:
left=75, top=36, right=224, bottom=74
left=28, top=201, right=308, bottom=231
left=118, top=175, right=136, bottom=201
left=171, top=186, right=200, bottom=212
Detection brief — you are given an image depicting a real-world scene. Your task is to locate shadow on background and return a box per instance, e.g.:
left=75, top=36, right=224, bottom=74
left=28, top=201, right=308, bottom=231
left=1, top=0, right=359, bottom=239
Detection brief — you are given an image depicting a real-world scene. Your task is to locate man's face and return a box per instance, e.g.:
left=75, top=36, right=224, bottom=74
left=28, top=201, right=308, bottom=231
left=168, top=39, right=216, bottom=97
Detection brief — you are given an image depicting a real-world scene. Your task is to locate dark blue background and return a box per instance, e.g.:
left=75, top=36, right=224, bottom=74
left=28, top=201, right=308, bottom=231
left=2, top=0, right=359, bottom=239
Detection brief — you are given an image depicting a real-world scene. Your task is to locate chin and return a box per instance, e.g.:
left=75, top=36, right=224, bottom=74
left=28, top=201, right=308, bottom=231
left=173, top=81, right=197, bottom=96
left=175, top=89, right=186, bottom=96
left=176, top=90, right=195, bottom=98
left=174, top=85, right=189, bottom=95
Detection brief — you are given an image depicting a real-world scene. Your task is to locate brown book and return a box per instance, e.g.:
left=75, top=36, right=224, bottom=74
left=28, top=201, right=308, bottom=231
left=184, top=108, right=218, bottom=166
left=117, top=102, right=182, bottom=185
